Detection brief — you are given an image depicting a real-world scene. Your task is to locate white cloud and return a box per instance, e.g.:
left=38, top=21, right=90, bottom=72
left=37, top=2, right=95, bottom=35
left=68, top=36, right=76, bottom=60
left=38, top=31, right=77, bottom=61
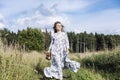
left=70, top=9, right=120, bottom=34
left=42, top=0, right=97, bottom=13
left=11, top=4, right=70, bottom=32
left=1, top=0, right=120, bottom=34
left=114, top=29, right=120, bottom=34
left=0, top=0, right=40, bottom=17
left=0, top=23, right=5, bottom=29
left=57, top=0, right=93, bottom=12
left=10, top=0, right=97, bottom=33
left=0, top=14, right=6, bottom=29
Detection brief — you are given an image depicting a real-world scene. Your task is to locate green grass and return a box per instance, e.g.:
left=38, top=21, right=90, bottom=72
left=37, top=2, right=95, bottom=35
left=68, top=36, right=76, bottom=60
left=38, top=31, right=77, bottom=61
left=35, top=58, right=105, bottom=80
left=0, top=45, right=119, bottom=80
left=81, top=49, right=120, bottom=80
left=0, top=52, right=39, bottom=80
left=62, top=68, right=105, bottom=80
left=0, top=65, right=38, bottom=80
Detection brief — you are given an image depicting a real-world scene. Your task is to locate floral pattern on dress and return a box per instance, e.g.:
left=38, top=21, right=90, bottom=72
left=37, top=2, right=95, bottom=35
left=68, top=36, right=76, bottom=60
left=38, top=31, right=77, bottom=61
left=44, top=31, right=80, bottom=80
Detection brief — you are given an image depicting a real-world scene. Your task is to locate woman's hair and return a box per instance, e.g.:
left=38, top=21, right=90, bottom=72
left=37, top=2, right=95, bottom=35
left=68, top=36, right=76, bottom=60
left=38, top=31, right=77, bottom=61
left=53, top=21, right=64, bottom=33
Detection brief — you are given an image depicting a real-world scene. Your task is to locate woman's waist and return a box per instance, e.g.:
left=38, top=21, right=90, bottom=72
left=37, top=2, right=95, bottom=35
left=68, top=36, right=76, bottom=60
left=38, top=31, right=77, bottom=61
left=51, top=44, right=66, bottom=49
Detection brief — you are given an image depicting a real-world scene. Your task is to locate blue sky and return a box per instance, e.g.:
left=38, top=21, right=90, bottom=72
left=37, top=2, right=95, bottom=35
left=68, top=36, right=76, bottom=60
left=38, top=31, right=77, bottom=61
left=0, top=0, right=120, bottom=34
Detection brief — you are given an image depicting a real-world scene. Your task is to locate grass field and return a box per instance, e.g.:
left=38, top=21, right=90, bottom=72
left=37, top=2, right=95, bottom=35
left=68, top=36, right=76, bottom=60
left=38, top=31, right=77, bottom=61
left=0, top=41, right=119, bottom=80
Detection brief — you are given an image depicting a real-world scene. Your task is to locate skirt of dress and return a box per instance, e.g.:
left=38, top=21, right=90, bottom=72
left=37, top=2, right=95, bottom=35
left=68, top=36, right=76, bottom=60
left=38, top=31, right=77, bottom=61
left=44, top=52, right=80, bottom=79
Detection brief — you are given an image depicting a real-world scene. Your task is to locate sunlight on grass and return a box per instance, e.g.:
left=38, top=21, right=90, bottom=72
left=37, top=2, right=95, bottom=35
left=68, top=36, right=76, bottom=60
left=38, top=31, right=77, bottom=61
left=0, top=40, right=119, bottom=80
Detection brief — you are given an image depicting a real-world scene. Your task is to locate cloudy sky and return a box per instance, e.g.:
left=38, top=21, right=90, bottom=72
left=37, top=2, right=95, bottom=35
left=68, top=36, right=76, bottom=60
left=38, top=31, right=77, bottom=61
left=0, top=0, right=120, bottom=34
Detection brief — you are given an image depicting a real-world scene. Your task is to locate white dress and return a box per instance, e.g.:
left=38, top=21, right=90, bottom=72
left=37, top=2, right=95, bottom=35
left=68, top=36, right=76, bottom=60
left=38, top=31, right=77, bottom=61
left=44, top=31, right=80, bottom=80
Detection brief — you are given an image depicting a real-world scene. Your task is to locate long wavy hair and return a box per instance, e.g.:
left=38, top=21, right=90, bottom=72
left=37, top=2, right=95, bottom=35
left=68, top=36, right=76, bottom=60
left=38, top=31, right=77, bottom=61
left=53, top=21, right=64, bottom=33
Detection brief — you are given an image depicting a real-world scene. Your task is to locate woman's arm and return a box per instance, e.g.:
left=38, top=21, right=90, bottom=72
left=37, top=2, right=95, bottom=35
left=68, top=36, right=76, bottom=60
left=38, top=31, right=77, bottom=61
left=65, top=32, right=69, bottom=52
left=48, top=34, right=53, bottom=52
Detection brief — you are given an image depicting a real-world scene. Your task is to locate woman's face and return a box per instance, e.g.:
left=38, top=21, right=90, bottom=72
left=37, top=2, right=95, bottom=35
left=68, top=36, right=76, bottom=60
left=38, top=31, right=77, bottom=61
left=55, top=23, right=62, bottom=32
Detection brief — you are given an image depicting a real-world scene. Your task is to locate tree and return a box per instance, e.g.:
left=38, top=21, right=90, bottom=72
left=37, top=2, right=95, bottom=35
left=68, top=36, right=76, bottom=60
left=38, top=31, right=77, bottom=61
left=17, top=27, right=45, bottom=51
left=43, top=28, right=51, bottom=50
left=0, top=28, right=11, bottom=45
left=95, top=33, right=106, bottom=51
left=105, top=35, right=116, bottom=50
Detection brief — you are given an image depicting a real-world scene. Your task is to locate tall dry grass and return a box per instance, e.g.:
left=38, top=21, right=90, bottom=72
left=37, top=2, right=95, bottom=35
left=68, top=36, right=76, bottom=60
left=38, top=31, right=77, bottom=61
left=1, top=39, right=119, bottom=80
left=0, top=39, right=44, bottom=80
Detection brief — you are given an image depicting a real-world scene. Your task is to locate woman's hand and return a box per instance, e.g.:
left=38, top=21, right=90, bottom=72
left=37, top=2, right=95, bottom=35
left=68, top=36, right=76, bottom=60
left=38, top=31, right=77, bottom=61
left=45, top=50, right=51, bottom=60
left=47, top=50, right=50, bottom=53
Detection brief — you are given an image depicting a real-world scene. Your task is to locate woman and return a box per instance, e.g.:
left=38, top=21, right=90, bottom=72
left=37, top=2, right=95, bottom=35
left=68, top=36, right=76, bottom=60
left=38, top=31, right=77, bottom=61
left=44, top=21, right=80, bottom=80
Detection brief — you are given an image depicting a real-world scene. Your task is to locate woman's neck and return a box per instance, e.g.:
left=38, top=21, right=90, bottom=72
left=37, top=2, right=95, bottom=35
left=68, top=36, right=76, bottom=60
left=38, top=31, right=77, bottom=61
left=57, top=30, right=62, bottom=33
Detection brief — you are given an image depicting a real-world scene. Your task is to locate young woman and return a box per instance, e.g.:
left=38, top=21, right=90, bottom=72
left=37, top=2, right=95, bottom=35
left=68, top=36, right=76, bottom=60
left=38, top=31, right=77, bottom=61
left=44, top=21, right=80, bottom=80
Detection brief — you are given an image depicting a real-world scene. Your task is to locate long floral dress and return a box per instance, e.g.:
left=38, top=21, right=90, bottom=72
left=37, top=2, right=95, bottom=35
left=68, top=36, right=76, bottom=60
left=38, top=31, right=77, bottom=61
left=44, top=31, right=80, bottom=80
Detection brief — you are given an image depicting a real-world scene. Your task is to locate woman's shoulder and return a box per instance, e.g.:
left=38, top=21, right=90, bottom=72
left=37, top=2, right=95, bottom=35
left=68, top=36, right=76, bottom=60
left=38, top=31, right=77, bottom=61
left=62, top=32, right=67, bottom=35
left=51, top=31, right=66, bottom=36
left=51, top=32, right=57, bottom=37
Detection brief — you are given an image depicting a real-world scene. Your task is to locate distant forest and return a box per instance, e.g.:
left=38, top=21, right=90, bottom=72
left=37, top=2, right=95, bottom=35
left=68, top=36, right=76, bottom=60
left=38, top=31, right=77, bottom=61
left=67, top=31, right=120, bottom=52
left=0, top=28, right=120, bottom=53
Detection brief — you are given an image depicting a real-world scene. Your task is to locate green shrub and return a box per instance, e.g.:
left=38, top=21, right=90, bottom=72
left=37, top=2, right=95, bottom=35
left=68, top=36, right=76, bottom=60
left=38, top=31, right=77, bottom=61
left=81, top=50, right=120, bottom=80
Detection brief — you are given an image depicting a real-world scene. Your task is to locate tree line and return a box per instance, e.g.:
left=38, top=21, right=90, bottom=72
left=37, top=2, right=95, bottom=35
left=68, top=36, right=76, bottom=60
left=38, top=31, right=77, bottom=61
left=0, top=28, right=120, bottom=53
left=67, top=31, right=120, bottom=53
left=0, top=28, right=45, bottom=52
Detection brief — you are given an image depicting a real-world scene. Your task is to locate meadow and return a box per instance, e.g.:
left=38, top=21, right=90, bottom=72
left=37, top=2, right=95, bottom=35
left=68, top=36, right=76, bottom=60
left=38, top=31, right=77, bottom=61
left=0, top=41, right=119, bottom=80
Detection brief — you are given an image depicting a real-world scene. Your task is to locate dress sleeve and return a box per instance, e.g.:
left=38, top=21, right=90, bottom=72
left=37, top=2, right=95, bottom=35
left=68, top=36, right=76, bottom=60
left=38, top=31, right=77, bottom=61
left=65, top=32, right=69, bottom=49
left=48, top=34, right=54, bottom=51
